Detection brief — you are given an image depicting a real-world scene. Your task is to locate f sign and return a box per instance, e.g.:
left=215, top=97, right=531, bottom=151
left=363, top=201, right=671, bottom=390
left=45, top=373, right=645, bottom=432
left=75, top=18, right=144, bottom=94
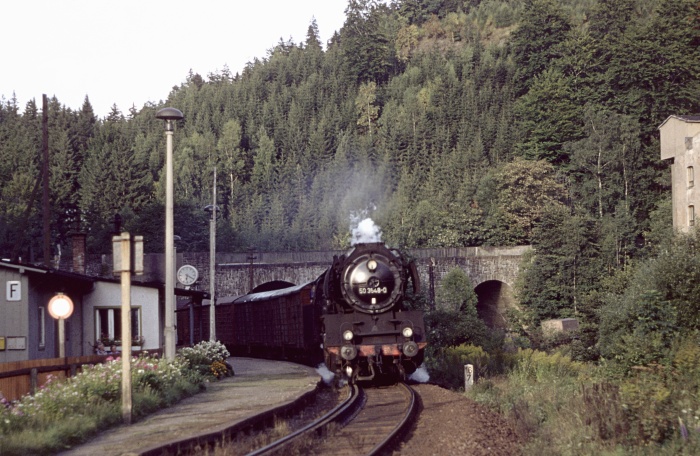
left=6, top=281, right=21, bottom=301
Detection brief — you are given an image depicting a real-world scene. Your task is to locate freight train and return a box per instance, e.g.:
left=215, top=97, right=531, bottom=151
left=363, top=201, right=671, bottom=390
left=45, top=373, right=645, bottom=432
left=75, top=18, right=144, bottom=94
left=214, top=242, right=426, bottom=383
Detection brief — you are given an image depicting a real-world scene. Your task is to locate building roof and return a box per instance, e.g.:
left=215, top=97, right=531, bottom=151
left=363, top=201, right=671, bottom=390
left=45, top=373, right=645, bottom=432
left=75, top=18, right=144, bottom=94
left=658, top=114, right=700, bottom=129
left=0, top=260, right=204, bottom=294
left=0, top=259, right=95, bottom=293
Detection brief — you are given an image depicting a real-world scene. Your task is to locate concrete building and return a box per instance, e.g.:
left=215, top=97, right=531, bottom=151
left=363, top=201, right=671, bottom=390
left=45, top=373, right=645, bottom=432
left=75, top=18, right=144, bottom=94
left=659, top=115, right=700, bottom=231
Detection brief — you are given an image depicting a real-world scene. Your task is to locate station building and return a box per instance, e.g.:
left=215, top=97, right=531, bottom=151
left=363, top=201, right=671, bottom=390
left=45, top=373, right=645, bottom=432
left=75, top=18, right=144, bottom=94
left=0, top=260, right=162, bottom=363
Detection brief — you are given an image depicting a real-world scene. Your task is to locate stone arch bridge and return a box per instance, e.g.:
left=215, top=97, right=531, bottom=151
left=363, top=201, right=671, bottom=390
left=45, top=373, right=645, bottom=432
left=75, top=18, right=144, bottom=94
left=174, top=245, right=530, bottom=329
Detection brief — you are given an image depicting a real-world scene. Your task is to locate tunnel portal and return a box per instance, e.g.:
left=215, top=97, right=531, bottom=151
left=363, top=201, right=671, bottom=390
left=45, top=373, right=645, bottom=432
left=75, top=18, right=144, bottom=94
left=475, top=280, right=514, bottom=329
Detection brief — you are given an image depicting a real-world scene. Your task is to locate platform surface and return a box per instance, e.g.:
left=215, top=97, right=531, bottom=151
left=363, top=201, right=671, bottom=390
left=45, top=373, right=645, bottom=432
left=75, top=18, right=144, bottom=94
left=59, top=357, right=320, bottom=456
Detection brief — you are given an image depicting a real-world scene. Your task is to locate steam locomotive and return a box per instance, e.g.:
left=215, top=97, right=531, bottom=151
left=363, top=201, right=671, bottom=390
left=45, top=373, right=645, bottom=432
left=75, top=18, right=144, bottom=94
left=220, top=242, right=426, bottom=383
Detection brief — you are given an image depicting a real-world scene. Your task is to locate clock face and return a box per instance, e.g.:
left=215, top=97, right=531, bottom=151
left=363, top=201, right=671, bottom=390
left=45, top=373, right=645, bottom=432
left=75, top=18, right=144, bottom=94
left=177, top=265, right=198, bottom=286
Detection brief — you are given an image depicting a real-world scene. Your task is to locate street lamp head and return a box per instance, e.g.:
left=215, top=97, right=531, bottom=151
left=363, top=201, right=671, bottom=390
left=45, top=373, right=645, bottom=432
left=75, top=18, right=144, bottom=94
left=203, top=204, right=220, bottom=219
left=156, top=107, right=184, bottom=121
left=156, top=107, right=184, bottom=132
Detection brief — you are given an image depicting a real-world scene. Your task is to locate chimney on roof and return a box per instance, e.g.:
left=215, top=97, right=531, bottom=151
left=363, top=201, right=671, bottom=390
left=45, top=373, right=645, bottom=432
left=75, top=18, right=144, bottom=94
left=71, top=232, right=87, bottom=274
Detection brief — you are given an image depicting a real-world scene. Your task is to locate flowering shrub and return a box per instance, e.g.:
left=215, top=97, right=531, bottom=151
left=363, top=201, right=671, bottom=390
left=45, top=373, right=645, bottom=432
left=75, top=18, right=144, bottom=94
left=178, top=340, right=230, bottom=365
left=210, top=360, right=229, bottom=379
left=0, top=353, right=202, bottom=454
left=178, top=340, right=231, bottom=378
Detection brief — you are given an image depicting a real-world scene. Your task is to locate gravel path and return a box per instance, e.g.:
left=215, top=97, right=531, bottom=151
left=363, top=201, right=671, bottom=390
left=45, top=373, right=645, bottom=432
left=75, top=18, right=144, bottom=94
left=393, top=384, right=524, bottom=455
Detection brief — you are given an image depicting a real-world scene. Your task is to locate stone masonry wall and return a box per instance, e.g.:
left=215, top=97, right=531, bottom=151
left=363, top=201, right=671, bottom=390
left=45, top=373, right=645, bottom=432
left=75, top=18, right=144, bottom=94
left=73, top=246, right=528, bottom=301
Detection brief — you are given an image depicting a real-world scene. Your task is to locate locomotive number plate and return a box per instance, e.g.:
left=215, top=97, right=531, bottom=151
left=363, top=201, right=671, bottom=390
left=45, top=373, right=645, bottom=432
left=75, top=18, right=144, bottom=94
left=359, top=287, right=388, bottom=295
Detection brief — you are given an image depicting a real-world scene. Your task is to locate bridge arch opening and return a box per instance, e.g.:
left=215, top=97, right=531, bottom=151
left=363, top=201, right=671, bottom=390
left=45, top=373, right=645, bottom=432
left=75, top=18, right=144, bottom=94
left=475, top=280, right=514, bottom=329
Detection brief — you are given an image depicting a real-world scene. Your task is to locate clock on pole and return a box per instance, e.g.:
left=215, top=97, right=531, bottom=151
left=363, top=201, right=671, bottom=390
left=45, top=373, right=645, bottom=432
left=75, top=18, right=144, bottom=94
left=177, top=264, right=199, bottom=286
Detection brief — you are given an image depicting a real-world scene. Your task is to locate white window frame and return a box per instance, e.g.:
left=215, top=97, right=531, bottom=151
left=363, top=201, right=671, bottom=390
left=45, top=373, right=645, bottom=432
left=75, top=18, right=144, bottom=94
left=95, top=307, right=142, bottom=345
left=689, top=205, right=695, bottom=227
left=688, top=166, right=695, bottom=188
left=38, top=306, right=46, bottom=350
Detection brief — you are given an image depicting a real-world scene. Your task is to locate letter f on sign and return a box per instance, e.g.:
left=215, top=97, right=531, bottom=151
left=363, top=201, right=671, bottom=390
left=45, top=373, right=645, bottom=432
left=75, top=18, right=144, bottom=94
left=6, top=281, right=21, bottom=301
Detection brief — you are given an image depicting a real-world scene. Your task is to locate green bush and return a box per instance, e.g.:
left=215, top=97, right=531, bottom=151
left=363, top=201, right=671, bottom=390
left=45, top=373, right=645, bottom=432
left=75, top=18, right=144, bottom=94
left=513, top=348, right=585, bottom=383
left=424, top=308, right=490, bottom=350
left=619, top=370, right=674, bottom=444
left=426, top=343, right=508, bottom=389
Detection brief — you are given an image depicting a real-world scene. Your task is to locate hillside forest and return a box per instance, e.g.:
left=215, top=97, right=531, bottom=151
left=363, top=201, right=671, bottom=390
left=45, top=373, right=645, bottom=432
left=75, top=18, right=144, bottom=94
left=2, top=0, right=700, bottom=371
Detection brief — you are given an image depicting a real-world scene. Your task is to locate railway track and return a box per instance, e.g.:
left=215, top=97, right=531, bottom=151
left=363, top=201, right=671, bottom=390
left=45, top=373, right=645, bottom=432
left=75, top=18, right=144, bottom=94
left=247, top=382, right=418, bottom=456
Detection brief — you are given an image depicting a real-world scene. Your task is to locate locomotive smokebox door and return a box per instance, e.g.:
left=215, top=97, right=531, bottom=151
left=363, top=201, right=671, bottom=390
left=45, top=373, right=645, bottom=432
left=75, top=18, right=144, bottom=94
left=339, top=243, right=405, bottom=314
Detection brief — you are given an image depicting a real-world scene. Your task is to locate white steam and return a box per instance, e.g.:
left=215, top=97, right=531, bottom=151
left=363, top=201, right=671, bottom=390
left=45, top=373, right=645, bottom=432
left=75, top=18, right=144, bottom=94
left=351, top=217, right=382, bottom=245
left=316, top=364, right=335, bottom=385
left=409, top=365, right=430, bottom=383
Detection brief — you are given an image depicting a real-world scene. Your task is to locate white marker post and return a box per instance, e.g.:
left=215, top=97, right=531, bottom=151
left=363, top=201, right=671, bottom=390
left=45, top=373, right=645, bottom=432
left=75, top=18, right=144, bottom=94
left=464, top=364, right=474, bottom=391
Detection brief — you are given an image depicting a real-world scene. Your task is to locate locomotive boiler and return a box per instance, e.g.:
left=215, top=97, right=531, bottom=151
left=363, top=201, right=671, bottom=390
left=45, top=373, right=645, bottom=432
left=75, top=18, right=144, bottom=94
left=221, top=242, right=426, bottom=383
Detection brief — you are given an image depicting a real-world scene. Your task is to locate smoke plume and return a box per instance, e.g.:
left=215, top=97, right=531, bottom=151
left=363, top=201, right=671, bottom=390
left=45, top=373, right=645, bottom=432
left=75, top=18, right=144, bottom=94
left=351, top=217, right=382, bottom=245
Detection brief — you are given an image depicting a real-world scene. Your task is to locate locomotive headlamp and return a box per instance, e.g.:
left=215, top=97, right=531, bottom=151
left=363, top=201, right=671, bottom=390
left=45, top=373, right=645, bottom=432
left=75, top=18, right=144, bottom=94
left=341, top=345, right=358, bottom=360
left=367, top=259, right=378, bottom=271
left=345, top=366, right=354, bottom=377
left=402, top=327, right=413, bottom=338
left=343, top=329, right=354, bottom=341
left=403, top=341, right=419, bottom=358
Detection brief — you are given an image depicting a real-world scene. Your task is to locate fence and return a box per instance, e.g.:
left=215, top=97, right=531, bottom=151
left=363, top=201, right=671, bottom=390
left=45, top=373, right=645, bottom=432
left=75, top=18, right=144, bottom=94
left=0, top=355, right=109, bottom=402
left=0, top=351, right=161, bottom=402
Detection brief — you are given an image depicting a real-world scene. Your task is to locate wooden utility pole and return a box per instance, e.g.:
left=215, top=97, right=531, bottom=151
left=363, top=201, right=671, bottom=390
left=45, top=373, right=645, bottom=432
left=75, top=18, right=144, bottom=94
left=247, top=248, right=256, bottom=293
left=42, top=94, right=50, bottom=267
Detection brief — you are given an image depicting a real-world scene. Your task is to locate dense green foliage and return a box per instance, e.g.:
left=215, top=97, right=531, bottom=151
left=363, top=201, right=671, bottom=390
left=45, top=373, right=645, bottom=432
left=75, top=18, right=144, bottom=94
left=2, top=0, right=698, bottom=259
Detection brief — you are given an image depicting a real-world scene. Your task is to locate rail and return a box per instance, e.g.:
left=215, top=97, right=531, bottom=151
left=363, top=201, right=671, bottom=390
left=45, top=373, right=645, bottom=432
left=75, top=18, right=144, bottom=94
left=312, top=382, right=418, bottom=456
left=367, top=382, right=418, bottom=456
left=246, top=383, right=363, bottom=456
left=247, top=382, right=418, bottom=456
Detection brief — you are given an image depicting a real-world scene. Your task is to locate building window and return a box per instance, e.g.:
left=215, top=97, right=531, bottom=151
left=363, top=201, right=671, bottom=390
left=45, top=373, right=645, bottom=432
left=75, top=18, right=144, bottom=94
left=38, top=306, right=46, bottom=350
left=689, top=166, right=695, bottom=188
left=95, top=307, right=141, bottom=345
left=689, top=205, right=695, bottom=227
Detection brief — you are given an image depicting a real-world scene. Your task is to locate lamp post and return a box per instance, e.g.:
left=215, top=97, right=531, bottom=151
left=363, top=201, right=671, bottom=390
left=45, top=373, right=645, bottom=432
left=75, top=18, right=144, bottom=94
left=204, top=168, right=218, bottom=341
left=156, top=107, right=183, bottom=361
left=48, top=293, right=74, bottom=358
